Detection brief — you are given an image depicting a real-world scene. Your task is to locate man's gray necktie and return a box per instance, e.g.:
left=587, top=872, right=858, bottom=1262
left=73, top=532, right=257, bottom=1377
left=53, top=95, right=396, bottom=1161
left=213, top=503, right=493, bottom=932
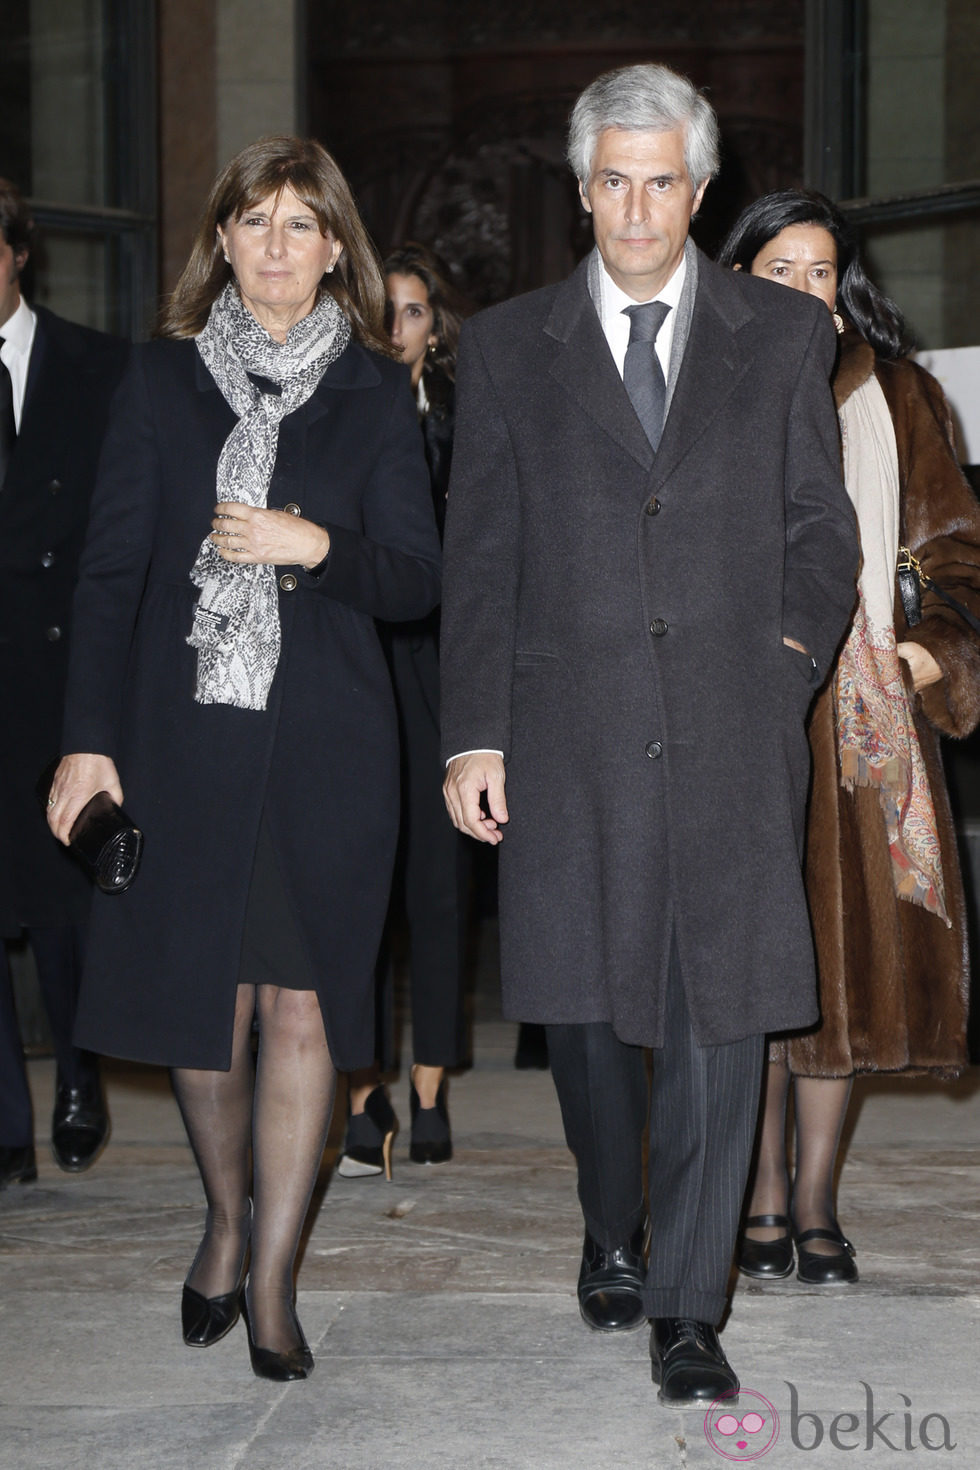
left=622, top=301, right=671, bottom=451
left=0, top=350, right=15, bottom=490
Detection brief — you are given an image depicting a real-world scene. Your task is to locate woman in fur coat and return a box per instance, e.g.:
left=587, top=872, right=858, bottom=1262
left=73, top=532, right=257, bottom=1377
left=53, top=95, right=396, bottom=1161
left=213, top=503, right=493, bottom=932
left=718, top=189, right=980, bottom=1285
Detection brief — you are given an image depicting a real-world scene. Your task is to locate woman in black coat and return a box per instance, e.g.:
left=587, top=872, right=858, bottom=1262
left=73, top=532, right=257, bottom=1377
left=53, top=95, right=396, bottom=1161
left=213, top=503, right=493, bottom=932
left=46, top=138, right=441, bottom=1381
left=339, top=244, right=470, bottom=1175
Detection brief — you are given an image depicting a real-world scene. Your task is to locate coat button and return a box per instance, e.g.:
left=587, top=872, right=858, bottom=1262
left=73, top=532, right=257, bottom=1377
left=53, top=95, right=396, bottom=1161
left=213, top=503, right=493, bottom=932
left=650, top=618, right=668, bottom=636
left=279, top=573, right=298, bottom=592
left=645, top=740, right=663, bottom=759
left=49, top=479, right=61, bottom=495
left=40, top=551, right=57, bottom=568
left=283, top=502, right=301, bottom=516
left=45, top=625, right=62, bottom=641
left=644, top=496, right=661, bottom=516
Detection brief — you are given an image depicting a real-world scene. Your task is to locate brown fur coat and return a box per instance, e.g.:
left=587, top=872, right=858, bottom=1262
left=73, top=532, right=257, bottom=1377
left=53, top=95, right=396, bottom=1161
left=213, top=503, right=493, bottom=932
left=778, top=330, right=980, bottom=1077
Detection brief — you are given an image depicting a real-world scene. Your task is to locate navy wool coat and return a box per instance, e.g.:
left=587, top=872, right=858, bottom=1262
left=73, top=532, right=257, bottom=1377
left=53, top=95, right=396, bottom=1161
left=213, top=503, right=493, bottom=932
left=0, top=308, right=128, bottom=934
left=439, top=249, right=859, bottom=1049
left=65, top=337, right=441, bottom=1070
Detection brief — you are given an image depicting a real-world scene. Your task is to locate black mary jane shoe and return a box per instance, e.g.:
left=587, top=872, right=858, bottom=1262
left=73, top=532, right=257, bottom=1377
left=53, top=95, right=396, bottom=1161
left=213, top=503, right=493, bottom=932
left=242, top=1295, right=313, bottom=1382
left=650, top=1318, right=739, bottom=1407
left=0, top=1144, right=37, bottom=1189
left=409, top=1075, right=452, bottom=1165
left=51, top=1076, right=109, bottom=1173
left=337, top=1086, right=397, bottom=1180
left=735, top=1213, right=795, bottom=1279
left=577, top=1222, right=647, bottom=1332
left=794, top=1223, right=858, bottom=1285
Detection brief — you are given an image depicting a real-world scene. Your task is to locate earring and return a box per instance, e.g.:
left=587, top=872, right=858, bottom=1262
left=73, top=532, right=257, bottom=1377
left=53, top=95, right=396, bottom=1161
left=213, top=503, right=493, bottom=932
left=832, top=309, right=845, bottom=336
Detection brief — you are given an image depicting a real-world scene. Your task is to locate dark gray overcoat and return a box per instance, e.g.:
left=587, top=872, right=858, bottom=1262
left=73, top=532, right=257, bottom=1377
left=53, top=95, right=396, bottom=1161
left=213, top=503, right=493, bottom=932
left=64, top=337, right=441, bottom=1071
left=440, top=247, right=859, bottom=1048
left=0, top=307, right=128, bottom=934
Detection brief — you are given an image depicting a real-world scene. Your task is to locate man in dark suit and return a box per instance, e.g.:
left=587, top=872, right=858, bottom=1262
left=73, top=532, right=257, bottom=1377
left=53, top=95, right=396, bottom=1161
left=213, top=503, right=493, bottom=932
left=0, top=179, right=127, bottom=1186
left=440, top=66, right=858, bottom=1405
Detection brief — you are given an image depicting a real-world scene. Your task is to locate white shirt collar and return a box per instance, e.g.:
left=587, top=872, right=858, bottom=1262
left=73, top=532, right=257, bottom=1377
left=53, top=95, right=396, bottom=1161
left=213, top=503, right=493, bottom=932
left=0, top=295, right=36, bottom=356
left=594, top=252, right=687, bottom=381
left=0, top=296, right=37, bottom=430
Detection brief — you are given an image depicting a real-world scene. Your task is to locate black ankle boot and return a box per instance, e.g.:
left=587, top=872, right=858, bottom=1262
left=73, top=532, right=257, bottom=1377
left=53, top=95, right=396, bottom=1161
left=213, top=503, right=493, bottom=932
left=409, top=1076, right=452, bottom=1164
left=337, top=1086, right=397, bottom=1179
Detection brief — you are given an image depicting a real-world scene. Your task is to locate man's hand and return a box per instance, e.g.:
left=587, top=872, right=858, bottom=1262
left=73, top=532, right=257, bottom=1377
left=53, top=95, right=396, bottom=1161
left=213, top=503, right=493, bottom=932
left=782, top=636, right=809, bottom=655
left=897, top=640, right=943, bottom=692
left=443, top=752, right=509, bottom=845
left=46, top=753, right=123, bottom=845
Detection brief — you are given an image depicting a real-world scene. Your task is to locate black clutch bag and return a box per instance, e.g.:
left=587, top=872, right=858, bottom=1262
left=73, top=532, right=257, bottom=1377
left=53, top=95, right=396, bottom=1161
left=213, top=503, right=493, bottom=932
left=37, top=766, right=143, bottom=894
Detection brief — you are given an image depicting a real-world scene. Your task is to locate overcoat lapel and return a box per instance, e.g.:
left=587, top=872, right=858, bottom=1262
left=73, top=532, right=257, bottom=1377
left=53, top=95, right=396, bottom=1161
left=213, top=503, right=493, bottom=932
left=544, top=261, right=655, bottom=473
left=652, top=256, right=757, bottom=492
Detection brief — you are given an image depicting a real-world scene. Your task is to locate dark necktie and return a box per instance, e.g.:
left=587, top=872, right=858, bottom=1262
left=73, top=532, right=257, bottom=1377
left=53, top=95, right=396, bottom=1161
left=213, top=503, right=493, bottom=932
left=622, top=301, right=671, bottom=451
left=0, top=349, right=15, bottom=491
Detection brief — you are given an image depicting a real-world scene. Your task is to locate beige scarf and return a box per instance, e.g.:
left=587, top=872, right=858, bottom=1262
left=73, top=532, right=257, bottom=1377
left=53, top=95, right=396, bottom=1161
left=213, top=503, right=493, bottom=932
left=833, top=371, right=948, bottom=923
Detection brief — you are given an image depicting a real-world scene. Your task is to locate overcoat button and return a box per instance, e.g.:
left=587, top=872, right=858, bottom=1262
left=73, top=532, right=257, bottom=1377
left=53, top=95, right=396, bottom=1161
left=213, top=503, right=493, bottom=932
left=49, top=479, right=61, bottom=495
left=283, top=502, right=301, bottom=516
left=650, top=618, right=668, bottom=636
left=645, top=740, right=663, bottom=759
left=644, top=497, right=661, bottom=516
left=41, top=551, right=56, bottom=568
left=279, top=573, right=298, bottom=592
left=45, top=626, right=62, bottom=641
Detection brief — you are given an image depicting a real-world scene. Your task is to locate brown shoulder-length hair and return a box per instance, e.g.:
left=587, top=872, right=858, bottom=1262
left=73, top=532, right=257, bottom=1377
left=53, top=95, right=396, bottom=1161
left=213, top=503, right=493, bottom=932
left=160, top=135, right=395, bottom=355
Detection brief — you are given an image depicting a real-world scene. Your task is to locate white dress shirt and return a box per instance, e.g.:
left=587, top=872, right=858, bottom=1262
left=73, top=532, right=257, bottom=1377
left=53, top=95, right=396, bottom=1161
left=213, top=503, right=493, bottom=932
left=592, top=251, right=687, bottom=382
left=0, top=296, right=37, bottom=431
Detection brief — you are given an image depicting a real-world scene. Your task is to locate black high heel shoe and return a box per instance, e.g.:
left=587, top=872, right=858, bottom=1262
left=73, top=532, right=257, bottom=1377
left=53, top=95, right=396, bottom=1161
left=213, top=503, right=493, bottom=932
left=242, top=1291, right=313, bottom=1382
left=337, top=1085, right=397, bottom=1180
left=409, top=1074, right=452, bottom=1164
left=181, top=1208, right=251, bottom=1347
left=735, top=1213, right=795, bottom=1280
left=182, top=1278, right=245, bottom=1347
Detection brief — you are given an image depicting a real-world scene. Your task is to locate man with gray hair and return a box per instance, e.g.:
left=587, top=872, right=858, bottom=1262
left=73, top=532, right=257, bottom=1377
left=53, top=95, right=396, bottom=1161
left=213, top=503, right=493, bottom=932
left=441, top=64, right=857, bottom=1405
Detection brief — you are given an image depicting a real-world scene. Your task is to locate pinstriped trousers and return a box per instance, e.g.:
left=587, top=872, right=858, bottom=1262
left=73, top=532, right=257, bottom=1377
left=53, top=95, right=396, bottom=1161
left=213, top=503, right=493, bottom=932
left=546, top=939, right=764, bottom=1325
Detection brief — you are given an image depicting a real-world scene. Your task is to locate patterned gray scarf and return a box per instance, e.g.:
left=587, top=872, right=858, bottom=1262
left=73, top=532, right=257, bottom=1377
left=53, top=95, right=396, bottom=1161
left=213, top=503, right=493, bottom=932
left=188, top=282, right=351, bottom=709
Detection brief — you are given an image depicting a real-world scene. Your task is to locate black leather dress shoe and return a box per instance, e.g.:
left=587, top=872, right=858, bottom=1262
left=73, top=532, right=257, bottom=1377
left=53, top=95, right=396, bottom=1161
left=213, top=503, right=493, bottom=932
left=51, top=1078, right=109, bottom=1172
left=577, top=1223, right=647, bottom=1332
left=735, top=1213, right=795, bottom=1279
left=0, top=1145, right=37, bottom=1189
left=650, top=1318, right=739, bottom=1407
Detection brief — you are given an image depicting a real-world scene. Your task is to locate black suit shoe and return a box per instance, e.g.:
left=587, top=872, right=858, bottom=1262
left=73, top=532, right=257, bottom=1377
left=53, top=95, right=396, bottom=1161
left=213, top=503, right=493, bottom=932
left=650, top=1318, right=739, bottom=1407
left=577, top=1223, right=647, bottom=1332
left=0, top=1145, right=37, bottom=1189
left=51, top=1077, right=109, bottom=1172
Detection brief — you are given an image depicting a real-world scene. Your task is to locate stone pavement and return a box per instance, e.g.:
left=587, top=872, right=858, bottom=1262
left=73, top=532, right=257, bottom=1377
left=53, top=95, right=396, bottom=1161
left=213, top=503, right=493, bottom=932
left=1, top=925, right=978, bottom=1469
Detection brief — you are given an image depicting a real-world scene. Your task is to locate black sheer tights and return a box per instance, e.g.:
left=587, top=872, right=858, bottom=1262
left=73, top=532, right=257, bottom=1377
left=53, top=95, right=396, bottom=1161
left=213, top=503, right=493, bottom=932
left=744, top=1057, right=853, bottom=1256
left=171, top=983, right=336, bottom=1353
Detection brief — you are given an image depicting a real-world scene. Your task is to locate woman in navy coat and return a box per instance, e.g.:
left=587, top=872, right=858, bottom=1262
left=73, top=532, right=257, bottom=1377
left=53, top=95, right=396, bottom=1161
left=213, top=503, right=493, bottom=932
left=46, top=138, right=441, bottom=1381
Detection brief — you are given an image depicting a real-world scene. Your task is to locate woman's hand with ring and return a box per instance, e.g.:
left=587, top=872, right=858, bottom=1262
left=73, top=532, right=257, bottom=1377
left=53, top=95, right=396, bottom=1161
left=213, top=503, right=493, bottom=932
left=211, top=503, right=330, bottom=569
left=47, top=753, right=123, bottom=845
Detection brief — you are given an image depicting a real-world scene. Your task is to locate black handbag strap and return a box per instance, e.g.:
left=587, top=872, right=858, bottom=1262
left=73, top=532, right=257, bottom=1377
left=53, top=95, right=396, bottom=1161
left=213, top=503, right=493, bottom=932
left=921, top=574, right=980, bottom=640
